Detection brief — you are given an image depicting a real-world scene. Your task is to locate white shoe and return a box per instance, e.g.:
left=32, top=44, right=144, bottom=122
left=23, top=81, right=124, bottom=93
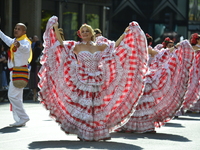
left=9, top=119, right=30, bottom=127
left=9, top=122, right=18, bottom=127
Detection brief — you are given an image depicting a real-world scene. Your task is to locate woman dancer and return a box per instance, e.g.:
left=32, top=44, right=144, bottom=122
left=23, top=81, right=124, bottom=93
left=145, top=33, right=158, bottom=65
left=162, top=37, right=174, bottom=48
left=116, top=36, right=194, bottom=133
left=153, top=37, right=174, bottom=51
left=181, top=33, right=200, bottom=113
left=38, top=16, right=148, bottom=141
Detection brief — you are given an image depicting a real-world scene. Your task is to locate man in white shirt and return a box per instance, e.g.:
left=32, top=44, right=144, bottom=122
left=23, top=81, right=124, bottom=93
left=0, top=23, right=31, bottom=127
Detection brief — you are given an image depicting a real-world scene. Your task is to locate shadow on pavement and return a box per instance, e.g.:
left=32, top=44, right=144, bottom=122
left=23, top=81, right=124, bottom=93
left=28, top=140, right=142, bottom=150
left=164, top=122, right=184, bottom=127
left=0, top=126, right=20, bottom=133
left=173, top=117, right=200, bottom=121
left=182, top=113, right=200, bottom=118
left=110, top=132, right=191, bottom=142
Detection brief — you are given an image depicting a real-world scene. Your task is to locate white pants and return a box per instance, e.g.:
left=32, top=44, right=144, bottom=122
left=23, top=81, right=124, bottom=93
left=8, top=71, right=29, bottom=122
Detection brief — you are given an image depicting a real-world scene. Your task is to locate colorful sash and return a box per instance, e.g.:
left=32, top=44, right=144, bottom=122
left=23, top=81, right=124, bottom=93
left=12, top=65, right=29, bottom=88
left=8, top=34, right=32, bottom=63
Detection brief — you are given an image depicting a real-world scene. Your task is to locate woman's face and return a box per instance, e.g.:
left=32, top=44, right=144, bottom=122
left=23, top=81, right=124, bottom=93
left=80, top=27, right=92, bottom=40
left=166, top=42, right=174, bottom=48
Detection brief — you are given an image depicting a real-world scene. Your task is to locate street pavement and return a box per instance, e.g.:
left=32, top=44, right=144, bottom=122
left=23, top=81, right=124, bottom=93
left=0, top=100, right=200, bottom=150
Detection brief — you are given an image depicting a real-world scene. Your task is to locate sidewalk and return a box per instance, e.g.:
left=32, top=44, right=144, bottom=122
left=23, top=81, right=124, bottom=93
left=0, top=100, right=200, bottom=150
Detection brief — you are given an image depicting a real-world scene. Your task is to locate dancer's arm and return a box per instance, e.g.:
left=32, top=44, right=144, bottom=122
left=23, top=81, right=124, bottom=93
left=192, top=45, right=200, bottom=51
left=0, top=30, right=14, bottom=47
left=169, top=43, right=180, bottom=52
left=53, top=22, right=63, bottom=46
left=115, top=27, right=129, bottom=47
left=148, top=47, right=158, bottom=57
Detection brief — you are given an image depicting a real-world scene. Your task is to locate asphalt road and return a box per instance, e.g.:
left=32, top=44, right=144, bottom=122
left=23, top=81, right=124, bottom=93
left=0, top=100, right=200, bottom=150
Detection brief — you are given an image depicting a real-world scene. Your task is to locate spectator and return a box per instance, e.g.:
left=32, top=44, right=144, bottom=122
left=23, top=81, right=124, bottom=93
left=31, top=35, right=39, bottom=49
left=29, top=40, right=43, bottom=101
left=0, top=41, right=8, bottom=89
left=94, top=28, right=102, bottom=37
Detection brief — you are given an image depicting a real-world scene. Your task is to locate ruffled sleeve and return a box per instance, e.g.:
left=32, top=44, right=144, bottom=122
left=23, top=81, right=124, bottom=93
left=95, top=36, right=116, bottom=61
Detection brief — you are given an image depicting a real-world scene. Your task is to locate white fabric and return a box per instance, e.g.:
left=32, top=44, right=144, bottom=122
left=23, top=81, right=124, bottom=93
left=8, top=66, right=30, bottom=122
left=0, top=30, right=31, bottom=68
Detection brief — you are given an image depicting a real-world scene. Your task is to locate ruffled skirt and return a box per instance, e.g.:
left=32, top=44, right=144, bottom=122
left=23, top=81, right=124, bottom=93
left=38, top=16, right=148, bottom=141
left=116, top=40, right=194, bottom=133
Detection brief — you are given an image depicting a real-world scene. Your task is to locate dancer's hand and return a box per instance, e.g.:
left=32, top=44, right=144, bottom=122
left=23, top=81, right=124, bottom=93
left=174, top=43, right=180, bottom=49
left=124, top=26, right=130, bottom=34
left=53, top=22, right=59, bottom=28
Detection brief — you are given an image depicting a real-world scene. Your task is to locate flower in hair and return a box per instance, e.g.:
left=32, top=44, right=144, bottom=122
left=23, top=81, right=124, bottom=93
left=164, top=37, right=171, bottom=43
left=77, top=30, right=82, bottom=38
left=162, top=37, right=173, bottom=48
left=192, top=33, right=199, bottom=39
left=190, top=33, right=199, bottom=45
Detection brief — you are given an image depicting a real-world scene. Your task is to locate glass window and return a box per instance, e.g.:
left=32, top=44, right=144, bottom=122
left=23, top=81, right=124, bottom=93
left=85, top=14, right=99, bottom=29
left=63, top=12, right=78, bottom=40
left=41, top=0, right=56, bottom=36
left=62, top=3, right=79, bottom=40
left=189, top=0, right=200, bottom=21
left=41, top=10, right=55, bottom=34
left=85, top=5, right=100, bottom=29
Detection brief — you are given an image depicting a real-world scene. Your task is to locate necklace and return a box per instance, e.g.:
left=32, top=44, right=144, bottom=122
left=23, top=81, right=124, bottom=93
left=80, top=41, right=94, bottom=45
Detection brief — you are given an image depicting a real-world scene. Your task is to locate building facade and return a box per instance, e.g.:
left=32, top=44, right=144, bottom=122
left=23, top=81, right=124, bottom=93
left=0, top=0, right=200, bottom=46
left=0, top=0, right=111, bottom=40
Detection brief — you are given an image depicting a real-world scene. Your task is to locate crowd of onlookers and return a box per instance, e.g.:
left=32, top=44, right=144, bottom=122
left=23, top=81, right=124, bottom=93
left=0, top=35, right=43, bottom=101
left=0, top=41, right=9, bottom=90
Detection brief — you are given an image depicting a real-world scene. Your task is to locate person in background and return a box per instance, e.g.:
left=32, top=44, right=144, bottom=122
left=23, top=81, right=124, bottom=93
left=0, top=42, right=5, bottom=89
left=31, top=35, right=39, bottom=49
left=115, top=36, right=194, bottom=133
left=182, top=33, right=200, bottom=114
left=29, top=40, right=43, bottom=101
left=94, top=28, right=102, bottom=38
left=0, top=41, right=8, bottom=89
left=145, top=33, right=158, bottom=65
left=0, top=23, right=32, bottom=127
left=162, top=37, right=174, bottom=48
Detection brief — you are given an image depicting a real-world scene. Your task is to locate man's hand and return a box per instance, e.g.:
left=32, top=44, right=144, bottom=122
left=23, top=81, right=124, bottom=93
left=13, top=40, right=20, bottom=48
